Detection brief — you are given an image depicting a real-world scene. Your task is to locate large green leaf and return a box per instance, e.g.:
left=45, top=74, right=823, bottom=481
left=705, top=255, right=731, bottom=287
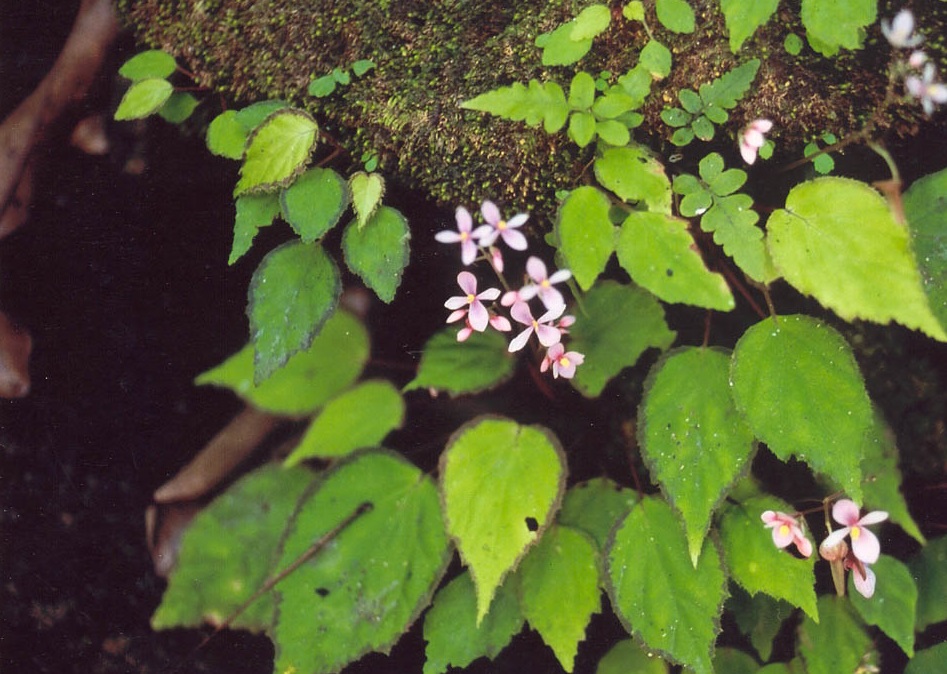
left=342, top=206, right=411, bottom=303
left=640, top=348, right=756, bottom=564
left=235, top=109, right=319, bottom=196
left=906, top=643, right=947, bottom=674
left=284, top=380, right=405, bottom=464
left=720, top=0, right=778, bottom=52
left=229, top=192, right=280, bottom=265
left=713, top=648, right=759, bottom=674
left=404, top=328, right=514, bottom=396
left=279, top=167, right=350, bottom=243
left=517, top=525, right=601, bottom=672
left=718, top=496, right=818, bottom=620
left=248, top=241, right=341, bottom=383
left=596, top=639, right=669, bottom=674
left=554, top=186, right=616, bottom=290
left=422, top=572, right=523, bottom=674
left=439, top=417, right=566, bottom=622
left=617, top=212, right=734, bottom=311
left=195, top=310, right=367, bottom=416
left=910, top=534, right=947, bottom=631
left=903, top=167, right=947, bottom=329
left=766, top=177, right=946, bottom=340
left=152, top=464, right=315, bottom=631
left=559, top=477, right=639, bottom=552
left=594, top=146, right=672, bottom=213
left=272, top=450, right=452, bottom=674
left=568, top=281, right=676, bottom=398
left=796, top=596, right=872, bottom=674
left=730, top=315, right=871, bottom=502
left=114, top=78, right=173, bottom=120
left=606, top=496, right=727, bottom=674
left=800, top=0, right=876, bottom=56
left=849, top=555, right=917, bottom=657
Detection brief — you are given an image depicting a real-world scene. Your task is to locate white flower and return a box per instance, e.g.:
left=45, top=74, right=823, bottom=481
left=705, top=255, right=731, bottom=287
left=906, top=63, right=947, bottom=116
left=881, top=9, right=924, bottom=49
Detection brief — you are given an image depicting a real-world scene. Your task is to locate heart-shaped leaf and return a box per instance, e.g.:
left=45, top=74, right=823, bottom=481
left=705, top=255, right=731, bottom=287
left=349, top=172, right=386, bottom=229
left=279, top=167, right=349, bottom=242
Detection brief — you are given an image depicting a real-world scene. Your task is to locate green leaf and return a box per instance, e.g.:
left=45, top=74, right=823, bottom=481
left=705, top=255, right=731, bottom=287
left=569, top=281, right=676, bottom=397
left=440, top=417, right=567, bottom=622
left=196, top=310, right=368, bottom=415
left=207, top=110, right=247, bottom=160
left=284, top=380, right=405, bottom=464
left=596, top=639, right=669, bottom=674
left=698, top=59, right=761, bottom=109
left=308, top=74, right=337, bottom=97
left=279, top=167, right=349, bottom=243
left=702, top=193, right=778, bottom=284
left=554, top=186, right=616, bottom=290
left=273, top=450, right=451, bottom=674
left=713, top=648, right=759, bottom=674
left=661, top=107, right=692, bottom=127
left=559, top=478, right=639, bottom=552
left=235, top=100, right=288, bottom=131
left=622, top=2, right=646, bottom=22
left=569, top=72, right=596, bottom=110
left=784, top=33, right=804, bottom=55
left=348, top=171, right=385, bottom=229
left=910, top=534, right=947, bottom=631
left=730, top=315, right=872, bottom=502
left=568, top=111, right=597, bottom=147
left=119, top=50, right=177, bottom=80
left=698, top=152, right=724, bottom=182
left=691, top=115, right=715, bottom=141
left=518, top=525, right=601, bottom=672
left=539, top=24, right=594, bottom=66
left=591, top=91, right=638, bottom=119
left=719, top=496, right=818, bottom=620
left=797, top=596, right=872, bottom=674
left=728, top=586, right=791, bottom=662
left=617, top=65, right=653, bottom=104
left=234, top=109, right=319, bottom=196
left=903, top=167, right=947, bottom=330
left=404, top=328, right=514, bottom=396
left=330, top=67, right=350, bottom=85
left=655, top=0, right=695, bottom=33
left=594, top=119, right=631, bottom=147
left=671, top=126, right=695, bottom=146
left=229, top=192, right=281, bottom=265
left=606, top=496, right=727, bottom=674
left=906, top=643, right=947, bottom=674
left=708, top=168, right=747, bottom=197
left=114, top=78, right=173, bottom=120
left=767, top=177, right=947, bottom=340
left=720, top=0, right=778, bottom=52
left=640, top=40, right=672, bottom=79
left=462, top=80, right=569, bottom=133
left=157, top=91, right=199, bottom=123
left=680, top=190, right=713, bottom=218
left=152, top=464, right=314, bottom=631
left=342, top=205, right=410, bottom=303
left=849, top=555, right=917, bottom=657
left=594, top=146, right=672, bottom=213
left=703, top=104, right=729, bottom=125
left=351, top=59, right=376, bottom=77
left=248, top=241, right=341, bottom=382
left=571, top=4, right=611, bottom=41
left=679, top=89, right=703, bottom=114
left=672, top=173, right=702, bottom=196
left=423, top=572, right=524, bottom=674
left=800, top=0, right=876, bottom=56
left=640, top=348, right=756, bottom=564
left=617, top=211, right=735, bottom=310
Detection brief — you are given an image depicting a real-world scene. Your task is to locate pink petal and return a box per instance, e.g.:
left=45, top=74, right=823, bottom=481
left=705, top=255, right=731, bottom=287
left=536, top=323, right=563, bottom=347
left=750, top=119, right=773, bottom=134
left=468, top=301, right=489, bottom=332
left=461, top=239, right=478, bottom=266
left=490, top=248, right=504, bottom=273
left=546, top=343, right=565, bottom=361
left=526, top=256, right=547, bottom=283
left=481, top=200, right=500, bottom=225
left=850, top=527, right=881, bottom=564
left=445, top=296, right=469, bottom=310
left=455, top=206, right=473, bottom=233
left=852, top=564, right=876, bottom=598
left=477, top=287, right=501, bottom=302
left=510, top=302, right=534, bottom=326
left=457, top=326, right=473, bottom=342
left=822, top=527, right=850, bottom=551
left=507, top=213, right=529, bottom=229
left=761, top=510, right=780, bottom=525
left=539, top=287, right=565, bottom=311
left=744, top=128, right=765, bottom=148
left=740, top=141, right=757, bottom=165
left=490, top=315, right=512, bottom=332
left=859, top=510, right=889, bottom=526
left=446, top=308, right=467, bottom=323
left=771, top=525, right=794, bottom=549
left=457, top=271, right=478, bottom=295
left=501, top=290, right=521, bottom=306
left=832, top=500, right=861, bottom=527
left=567, top=351, right=584, bottom=366
left=501, top=228, right=529, bottom=251
left=477, top=228, right=500, bottom=247
left=435, top=230, right=462, bottom=243
left=508, top=328, right=533, bottom=352
left=548, top=269, right=572, bottom=284
left=471, top=224, right=494, bottom=240
left=795, top=535, right=813, bottom=558
left=538, top=303, right=566, bottom=323
left=517, top=285, right=539, bottom=302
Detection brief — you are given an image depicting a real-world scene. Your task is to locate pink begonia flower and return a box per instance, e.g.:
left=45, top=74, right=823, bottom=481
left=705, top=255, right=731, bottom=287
left=906, top=62, right=947, bottom=116
left=435, top=206, right=492, bottom=266
left=881, top=9, right=924, bottom=49
left=821, top=499, right=888, bottom=565
left=739, top=119, right=773, bottom=165
left=761, top=510, right=813, bottom=558
left=518, top=257, right=572, bottom=310
left=556, top=314, right=576, bottom=335
left=541, top=343, right=585, bottom=379
left=478, top=200, right=529, bottom=251
left=508, top=301, right=564, bottom=352
left=444, top=271, right=501, bottom=332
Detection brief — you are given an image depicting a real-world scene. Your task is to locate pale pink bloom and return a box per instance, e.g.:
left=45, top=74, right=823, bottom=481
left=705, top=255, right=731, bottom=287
left=500, top=289, right=522, bottom=307
left=456, top=319, right=474, bottom=342
left=881, top=9, right=924, bottom=49
left=489, top=313, right=512, bottom=332
left=821, top=499, right=888, bottom=565
left=490, top=247, right=504, bottom=273
left=508, top=301, right=564, bottom=352
left=541, top=343, right=585, bottom=379
left=556, top=314, right=576, bottom=335
left=739, top=119, right=773, bottom=165
left=909, top=50, right=928, bottom=69
left=444, top=271, right=501, bottom=332
left=905, top=62, right=947, bottom=116
left=761, top=510, right=813, bottom=558
left=478, top=200, right=529, bottom=251
left=435, top=206, right=492, bottom=266
left=846, top=555, right=877, bottom=598
left=518, top=257, right=572, bottom=311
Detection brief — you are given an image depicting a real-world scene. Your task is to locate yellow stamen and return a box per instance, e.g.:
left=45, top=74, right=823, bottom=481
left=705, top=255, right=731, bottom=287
left=779, top=524, right=790, bottom=537
left=466, top=294, right=476, bottom=303
left=851, top=526, right=861, bottom=540
left=498, top=220, right=507, bottom=230
left=559, top=356, right=571, bottom=367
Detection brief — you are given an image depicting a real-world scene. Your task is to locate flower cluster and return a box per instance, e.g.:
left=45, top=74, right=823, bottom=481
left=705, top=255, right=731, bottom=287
left=437, top=201, right=584, bottom=379
left=882, top=9, right=947, bottom=116
left=739, top=119, right=773, bottom=165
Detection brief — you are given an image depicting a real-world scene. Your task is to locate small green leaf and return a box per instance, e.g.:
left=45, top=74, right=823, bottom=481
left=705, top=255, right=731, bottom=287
left=784, top=33, right=804, bottom=55
left=730, top=315, right=871, bottom=501
left=440, top=417, right=567, bottom=622
left=569, top=281, right=676, bottom=397
left=351, top=59, right=376, bottom=77
left=285, top=380, right=405, bottom=464
left=679, top=89, right=703, bottom=114
left=559, top=478, right=639, bottom=552
left=570, top=4, right=611, bottom=41
left=569, top=72, right=596, bottom=110
left=229, top=192, right=280, bottom=265
left=640, top=40, right=672, bottom=79
left=661, top=107, right=691, bottom=127
left=349, top=171, right=385, bottom=229
left=713, top=648, right=759, bottom=674
left=691, top=115, right=715, bottom=141
left=248, top=241, right=341, bottom=383
left=849, top=555, right=917, bottom=657
left=906, top=643, right=947, bottom=674
left=720, top=0, right=779, bottom=52
left=591, top=91, right=637, bottom=119
left=234, top=109, right=319, bottom=196
left=910, top=534, right=947, bottom=631
left=699, top=152, right=725, bottom=182
left=672, top=173, right=702, bottom=196
left=767, top=177, right=947, bottom=340
left=703, top=104, right=729, bottom=124
left=595, top=119, right=631, bottom=146
left=701, top=193, right=777, bottom=283
left=554, top=186, right=616, bottom=290
left=594, top=146, right=672, bottom=213
left=606, top=496, right=726, bottom=674
left=728, top=586, right=791, bottom=662
left=622, top=2, right=646, bottom=22
left=114, top=78, right=173, bottom=121
left=342, top=205, right=410, bottom=303
left=797, top=596, right=872, bottom=674
left=655, top=0, right=696, bottom=33
left=671, top=127, right=695, bottom=146
left=404, top=328, right=514, bottom=396
left=207, top=110, right=247, bottom=160
left=596, top=639, right=669, bottom=674
left=423, top=572, right=524, bottom=674
left=640, top=348, right=756, bottom=564
left=157, top=91, right=199, bottom=124
left=680, top=190, right=713, bottom=218
left=273, top=450, right=452, bottom=674
left=330, top=67, right=350, bottom=85
left=279, top=167, right=350, bottom=243
left=698, top=60, right=761, bottom=109
left=308, top=74, right=337, bottom=97
left=539, top=24, right=594, bottom=66
left=568, top=111, right=597, bottom=147
left=617, top=65, right=653, bottom=104
left=617, top=211, right=734, bottom=311
left=903, top=167, right=947, bottom=330
left=708, top=167, right=747, bottom=196
left=119, top=50, right=177, bottom=81
left=196, top=310, right=368, bottom=415
left=800, top=0, right=876, bottom=56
